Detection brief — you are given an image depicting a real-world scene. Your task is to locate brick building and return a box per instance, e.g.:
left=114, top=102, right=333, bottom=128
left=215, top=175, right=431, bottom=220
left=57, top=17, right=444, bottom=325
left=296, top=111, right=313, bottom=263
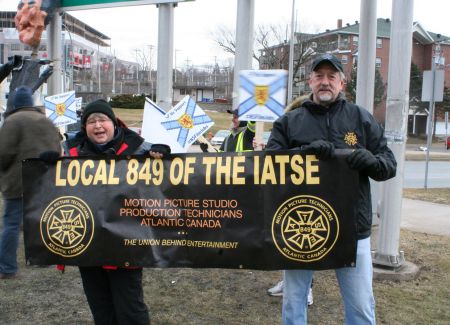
left=259, top=18, right=450, bottom=123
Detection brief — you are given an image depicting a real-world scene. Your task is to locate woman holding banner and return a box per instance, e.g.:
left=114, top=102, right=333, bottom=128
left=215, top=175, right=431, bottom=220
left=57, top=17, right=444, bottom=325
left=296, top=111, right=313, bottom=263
left=43, top=99, right=170, bottom=325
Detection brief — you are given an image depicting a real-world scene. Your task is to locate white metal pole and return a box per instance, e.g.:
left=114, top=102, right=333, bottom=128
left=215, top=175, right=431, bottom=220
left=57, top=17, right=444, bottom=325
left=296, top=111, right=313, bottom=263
left=424, top=44, right=440, bottom=188
left=356, top=0, right=380, bottom=226
left=98, top=44, right=101, bottom=93
left=112, top=50, right=116, bottom=94
left=232, top=0, right=254, bottom=111
left=156, top=3, right=174, bottom=111
left=373, top=0, right=414, bottom=268
left=287, top=0, right=295, bottom=103
left=47, top=10, right=62, bottom=96
left=356, top=0, right=377, bottom=113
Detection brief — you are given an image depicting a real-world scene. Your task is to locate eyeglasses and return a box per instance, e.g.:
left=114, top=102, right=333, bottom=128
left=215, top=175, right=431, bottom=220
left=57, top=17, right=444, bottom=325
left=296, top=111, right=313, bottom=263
left=86, top=118, right=113, bottom=126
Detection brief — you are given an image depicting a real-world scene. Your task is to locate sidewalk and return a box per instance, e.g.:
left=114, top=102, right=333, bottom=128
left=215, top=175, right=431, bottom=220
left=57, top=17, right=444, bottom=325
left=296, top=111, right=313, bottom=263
left=401, top=198, right=450, bottom=237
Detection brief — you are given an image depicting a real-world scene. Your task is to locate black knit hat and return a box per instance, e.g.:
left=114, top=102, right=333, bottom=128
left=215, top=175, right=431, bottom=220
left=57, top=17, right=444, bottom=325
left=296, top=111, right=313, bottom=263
left=13, top=86, right=34, bottom=110
left=82, top=99, right=117, bottom=126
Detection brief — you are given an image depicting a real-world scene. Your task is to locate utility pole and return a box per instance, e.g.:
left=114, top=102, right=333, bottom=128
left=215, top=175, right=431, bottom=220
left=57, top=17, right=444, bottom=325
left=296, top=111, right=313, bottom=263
left=356, top=0, right=379, bottom=227
left=135, top=48, right=140, bottom=94
left=424, top=43, right=441, bottom=188
left=98, top=44, right=101, bottom=93
left=156, top=3, right=174, bottom=111
left=147, top=44, right=155, bottom=99
left=47, top=9, right=62, bottom=96
left=287, top=0, right=295, bottom=103
left=174, top=49, right=182, bottom=84
left=373, top=0, right=415, bottom=269
left=356, top=0, right=377, bottom=113
left=112, top=50, right=116, bottom=94
left=232, top=0, right=254, bottom=111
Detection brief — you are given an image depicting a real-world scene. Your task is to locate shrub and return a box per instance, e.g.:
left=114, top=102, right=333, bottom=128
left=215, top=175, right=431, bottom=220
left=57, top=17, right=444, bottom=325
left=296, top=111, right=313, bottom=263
left=110, top=94, right=146, bottom=109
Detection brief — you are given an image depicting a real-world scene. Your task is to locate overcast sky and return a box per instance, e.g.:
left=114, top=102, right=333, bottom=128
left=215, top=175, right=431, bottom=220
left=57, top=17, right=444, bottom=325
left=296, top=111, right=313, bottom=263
left=1, top=0, right=449, bottom=67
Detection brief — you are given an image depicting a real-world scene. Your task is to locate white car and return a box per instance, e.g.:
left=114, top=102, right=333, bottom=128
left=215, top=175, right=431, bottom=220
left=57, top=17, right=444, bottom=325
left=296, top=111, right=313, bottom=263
left=211, top=129, right=230, bottom=146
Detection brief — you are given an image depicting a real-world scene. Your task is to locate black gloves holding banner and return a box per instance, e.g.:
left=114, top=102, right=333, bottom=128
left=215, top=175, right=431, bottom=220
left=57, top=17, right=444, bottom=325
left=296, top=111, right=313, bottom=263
left=150, top=144, right=171, bottom=156
left=347, top=148, right=378, bottom=172
left=301, top=140, right=335, bottom=160
left=39, top=151, right=61, bottom=164
left=200, top=143, right=209, bottom=152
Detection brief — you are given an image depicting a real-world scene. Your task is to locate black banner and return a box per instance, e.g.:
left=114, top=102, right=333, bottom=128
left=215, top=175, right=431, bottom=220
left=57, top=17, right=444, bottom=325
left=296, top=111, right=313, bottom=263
left=23, top=150, right=359, bottom=270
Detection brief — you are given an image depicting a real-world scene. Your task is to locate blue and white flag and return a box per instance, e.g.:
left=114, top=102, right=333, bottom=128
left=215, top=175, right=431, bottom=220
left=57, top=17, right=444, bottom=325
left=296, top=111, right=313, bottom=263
left=44, top=91, right=81, bottom=127
left=141, top=98, right=185, bottom=153
left=160, top=96, right=214, bottom=150
left=238, top=70, right=288, bottom=122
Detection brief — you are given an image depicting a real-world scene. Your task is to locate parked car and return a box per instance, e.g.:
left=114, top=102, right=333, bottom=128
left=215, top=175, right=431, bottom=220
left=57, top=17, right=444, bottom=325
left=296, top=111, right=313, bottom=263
left=447, top=136, right=450, bottom=150
left=211, top=129, right=230, bottom=146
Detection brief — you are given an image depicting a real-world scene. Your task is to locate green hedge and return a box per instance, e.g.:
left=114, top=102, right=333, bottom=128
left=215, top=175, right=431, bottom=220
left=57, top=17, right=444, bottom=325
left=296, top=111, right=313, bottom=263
left=110, top=94, right=146, bottom=109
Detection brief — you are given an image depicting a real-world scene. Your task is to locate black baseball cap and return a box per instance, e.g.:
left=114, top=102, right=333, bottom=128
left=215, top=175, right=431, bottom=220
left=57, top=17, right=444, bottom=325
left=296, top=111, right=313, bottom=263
left=226, top=109, right=239, bottom=116
left=311, top=54, right=344, bottom=73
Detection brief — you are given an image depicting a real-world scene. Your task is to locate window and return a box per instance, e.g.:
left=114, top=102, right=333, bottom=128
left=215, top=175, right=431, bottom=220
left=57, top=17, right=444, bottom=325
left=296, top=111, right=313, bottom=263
left=10, top=43, right=21, bottom=51
left=180, top=88, right=187, bottom=95
left=341, top=55, right=348, bottom=64
left=375, top=58, right=382, bottom=68
left=376, top=38, right=382, bottom=48
left=353, top=36, right=359, bottom=44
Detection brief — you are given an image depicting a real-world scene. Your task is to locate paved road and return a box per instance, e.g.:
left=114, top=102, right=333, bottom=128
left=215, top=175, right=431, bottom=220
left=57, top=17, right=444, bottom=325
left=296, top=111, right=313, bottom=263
left=404, top=161, right=450, bottom=188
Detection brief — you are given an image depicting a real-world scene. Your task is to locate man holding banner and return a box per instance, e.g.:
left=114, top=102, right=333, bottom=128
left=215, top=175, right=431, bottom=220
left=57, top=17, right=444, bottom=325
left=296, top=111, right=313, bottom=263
left=266, top=54, right=396, bottom=325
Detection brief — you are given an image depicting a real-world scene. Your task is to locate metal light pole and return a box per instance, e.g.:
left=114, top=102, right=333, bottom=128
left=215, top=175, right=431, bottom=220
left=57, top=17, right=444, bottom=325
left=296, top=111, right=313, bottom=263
left=373, top=0, right=414, bottom=268
left=112, top=50, right=116, bottom=94
left=287, top=0, right=296, bottom=103
left=424, top=43, right=441, bottom=188
left=47, top=10, right=62, bottom=96
left=97, top=44, right=101, bottom=93
left=156, top=3, right=174, bottom=111
left=232, top=0, right=254, bottom=111
left=356, top=0, right=377, bottom=113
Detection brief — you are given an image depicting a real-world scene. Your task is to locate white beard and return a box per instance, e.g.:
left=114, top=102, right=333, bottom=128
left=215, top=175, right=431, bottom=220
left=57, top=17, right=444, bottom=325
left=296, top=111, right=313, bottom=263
left=318, top=93, right=333, bottom=102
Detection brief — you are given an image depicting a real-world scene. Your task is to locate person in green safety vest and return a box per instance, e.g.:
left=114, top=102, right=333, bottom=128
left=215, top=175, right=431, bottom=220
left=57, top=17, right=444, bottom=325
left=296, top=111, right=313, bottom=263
left=220, top=109, right=256, bottom=152
left=201, top=109, right=255, bottom=152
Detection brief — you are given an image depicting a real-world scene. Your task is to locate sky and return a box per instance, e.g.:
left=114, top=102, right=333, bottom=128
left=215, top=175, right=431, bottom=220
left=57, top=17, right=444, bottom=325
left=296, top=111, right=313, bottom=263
left=1, top=0, right=449, bottom=68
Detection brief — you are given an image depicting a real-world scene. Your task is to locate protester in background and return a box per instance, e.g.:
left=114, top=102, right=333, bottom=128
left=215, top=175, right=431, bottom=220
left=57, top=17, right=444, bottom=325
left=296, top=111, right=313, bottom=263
left=266, top=54, right=397, bottom=324
left=201, top=109, right=255, bottom=152
left=46, top=99, right=170, bottom=325
left=0, top=86, right=61, bottom=279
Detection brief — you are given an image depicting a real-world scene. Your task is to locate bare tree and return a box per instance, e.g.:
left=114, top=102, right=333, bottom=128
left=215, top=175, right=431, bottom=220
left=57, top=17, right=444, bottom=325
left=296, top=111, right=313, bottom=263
left=211, top=23, right=317, bottom=77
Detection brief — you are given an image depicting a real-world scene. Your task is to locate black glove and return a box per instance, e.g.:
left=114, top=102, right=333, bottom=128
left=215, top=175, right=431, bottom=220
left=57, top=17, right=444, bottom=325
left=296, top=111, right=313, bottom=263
left=200, top=143, right=209, bottom=152
left=150, top=144, right=171, bottom=156
left=347, top=149, right=378, bottom=171
left=39, top=151, right=61, bottom=164
left=301, top=140, right=335, bottom=160
left=7, top=55, right=22, bottom=69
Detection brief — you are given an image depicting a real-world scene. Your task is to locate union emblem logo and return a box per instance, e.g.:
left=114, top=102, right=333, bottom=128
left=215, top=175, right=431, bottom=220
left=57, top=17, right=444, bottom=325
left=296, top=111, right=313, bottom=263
left=56, top=103, right=66, bottom=116
left=272, top=195, right=339, bottom=262
left=344, top=132, right=358, bottom=146
left=40, top=196, right=94, bottom=258
left=178, top=113, right=194, bottom=129
left=254, top=85, right=269, bottom=106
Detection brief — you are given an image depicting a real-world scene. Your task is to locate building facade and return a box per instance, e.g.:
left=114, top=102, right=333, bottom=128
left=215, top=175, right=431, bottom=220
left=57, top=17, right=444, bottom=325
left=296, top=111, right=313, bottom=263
left=259, top=18, right=450, bottom=124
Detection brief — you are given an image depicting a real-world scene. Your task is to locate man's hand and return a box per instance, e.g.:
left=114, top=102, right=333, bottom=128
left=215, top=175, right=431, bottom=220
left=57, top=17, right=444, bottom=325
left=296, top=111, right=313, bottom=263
left=200, top=143, right=209, bottom=152
left=301, top=140, right=335, bottom=160
left=347, top=149, right=378, bottom=171
left=39, top=150, right=60, bottom=164
left=149, top=144, right=171, bottom=158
